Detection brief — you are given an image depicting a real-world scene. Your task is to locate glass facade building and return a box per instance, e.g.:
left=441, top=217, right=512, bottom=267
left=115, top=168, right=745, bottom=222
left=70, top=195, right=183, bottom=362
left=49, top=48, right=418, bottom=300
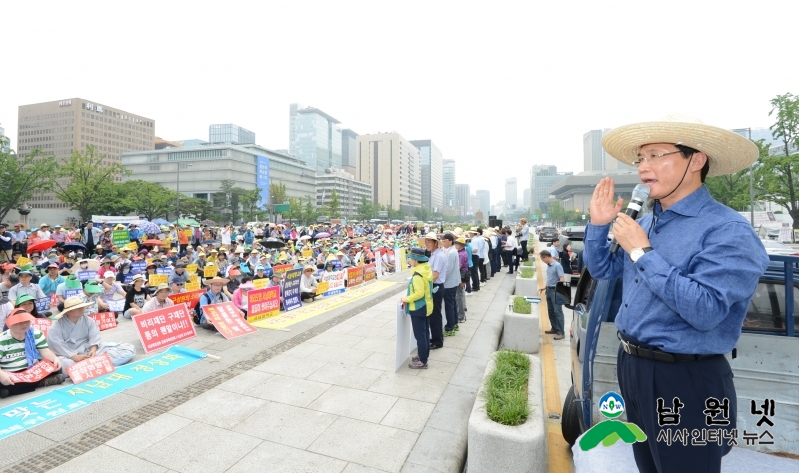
left=289, top=104, right=342, bottom=173
left=443, top=159, right=456, bottom=209
left=341, top=128, right=358, bottom=173
left=410, top=139, right=443, bottom=212
left=209, top=124, right=255, bottom=145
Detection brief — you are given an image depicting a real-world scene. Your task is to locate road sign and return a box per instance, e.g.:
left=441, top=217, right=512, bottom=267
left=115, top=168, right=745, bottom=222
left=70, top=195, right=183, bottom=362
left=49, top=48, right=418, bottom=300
left=582, top=215, right=586, bottom=220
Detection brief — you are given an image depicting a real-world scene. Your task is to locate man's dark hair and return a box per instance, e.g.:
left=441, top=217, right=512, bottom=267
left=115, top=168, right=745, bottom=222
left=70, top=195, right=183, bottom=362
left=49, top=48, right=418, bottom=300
left=539, top=250, right=552, bottom=259
left=477, top=228, right=483, bottom=235
left=442, top=233, right=455, bottom=242
left=676, top=144, right=709, bottom=182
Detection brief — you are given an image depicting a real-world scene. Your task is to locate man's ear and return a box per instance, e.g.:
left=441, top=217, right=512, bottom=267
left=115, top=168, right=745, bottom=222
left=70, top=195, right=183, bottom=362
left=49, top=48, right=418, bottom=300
left=691, top=152, right=708, bottom=174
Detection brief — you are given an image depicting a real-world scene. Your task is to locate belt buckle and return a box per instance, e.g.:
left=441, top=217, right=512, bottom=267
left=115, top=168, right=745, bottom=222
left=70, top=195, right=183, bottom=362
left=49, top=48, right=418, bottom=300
left=621, top=339, right=631, bottom=354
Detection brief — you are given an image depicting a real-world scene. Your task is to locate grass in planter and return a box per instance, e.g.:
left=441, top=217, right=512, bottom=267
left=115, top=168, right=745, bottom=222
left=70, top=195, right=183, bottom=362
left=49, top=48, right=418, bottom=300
left=520, top=268, right=535, bottom=279
left=521, top=261, right=534, bottom=267
left=513, top=296, right=531, bottom=314
left=483, top=349, right=531, bottom=426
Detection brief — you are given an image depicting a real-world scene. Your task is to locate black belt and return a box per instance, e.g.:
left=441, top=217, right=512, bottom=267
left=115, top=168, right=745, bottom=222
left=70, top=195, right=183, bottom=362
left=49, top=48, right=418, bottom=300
left=618, top=332, right=720, bottom=363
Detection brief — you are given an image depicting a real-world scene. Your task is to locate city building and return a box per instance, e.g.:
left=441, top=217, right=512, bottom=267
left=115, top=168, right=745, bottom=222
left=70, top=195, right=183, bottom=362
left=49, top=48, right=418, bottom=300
left=354, top=132, right=421, bottom=212
left=443, top=159, right=456, bottom=209
left=493, top=201, right=505, bottom=218
left=316, top=169, right=373, bottom=219
left=155, top=137, right=183, bottom=149
left=209, top=124, right=255, bottom=145
left=121, top=143, right=316, bottom=216
left=505, top=177, right=518, bottom=210
left=522, top=188, right=530, bottom=211
left=0, top=124, right=8, bottom=152
left=469, top=195, right=481, bottom=218
left=584, top=128, right=634, bottom=172
left=475, top=190, right=490, bottom=219
left=410, top=139, right=443, bottom=212
left=341, top=129, right=358, bottom=176
left=548, top=170, right=640, bottom=212
left=289, top=103, right=342, bottom=173
left=455, top=184, right=470, bottom=216
left=529, top=165, right=572, bottom=214
left=178, top=139, right=209, bottom=147
left=14, top=97, right=155, bottom=224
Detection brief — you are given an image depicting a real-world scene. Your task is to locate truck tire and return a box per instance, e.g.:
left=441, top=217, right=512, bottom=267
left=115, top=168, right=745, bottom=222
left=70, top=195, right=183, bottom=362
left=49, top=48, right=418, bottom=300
left=562, top=385, right=583, bottom=446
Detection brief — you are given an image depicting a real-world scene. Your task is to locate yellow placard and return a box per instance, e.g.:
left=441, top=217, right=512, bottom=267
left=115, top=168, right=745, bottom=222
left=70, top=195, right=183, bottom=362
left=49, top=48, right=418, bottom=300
left=187, top=264, right=198, bottom=274
left=149, top=274, right=168, bottom=285
left=316, top=281, right=329, bottom=295
left=184, top=281, right=200, bottom=291
left=189, top=274, right=198, bottom=283
left=16, top=256, right=31, bottom=266
left=302, top=250, right=312, bottom=258
left=252, top=278, right=269, bottom=290
left=203, top=266, right=218, bottom=278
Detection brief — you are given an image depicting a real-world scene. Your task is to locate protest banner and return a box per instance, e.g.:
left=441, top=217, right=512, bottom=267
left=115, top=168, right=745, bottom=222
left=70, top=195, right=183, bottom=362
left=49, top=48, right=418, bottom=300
left=92, top=215, right=140, bottom=224
left=186, top=263, right=198, bottom=274
left=273, top=264, right=293, bottom=275
left=65, top=353, right=115, bottom=384
left=132, top=303, right=196, bottom=353
left=375, top=257, right=383, bottom=278
left=282, top=269, right=302, bottom=311
left=322, top=279, right=345, bottom=296
left=112, top=230, right=130, bottom=248
left=124, top=274, right=134, bottom=284
left=203, top=266, right=218, bottom=278
left=202, top=302, right=257, bottom=339
left=16, top=256, right=31, bottom=266
left=35, top=297, right=50, bottom=312
left=252, top=278, right=269, bottom=290
left=90, top=312, right=118, bottom=331
left=395, top=302, right=417, bottom=372
left=130, top=260, right=146, bottom=273
left=397, top=247, right=407, bottom=271
left=64, top=288, right=82, bottom=298
left=321, top=270, right=344, bottom=282
left=347, top=266, right=364, bottom=288
left=31, top=318, right=52, bottom=337
left=149, top=274, right=168, bottom=286
left=77, top=270, right=98, bottom=281
left=107, top=299, right=125, bottom=313
left=364, top=263, right=376, bottom=283
left=247, top=286, right=280, bottom=321
left=156, top=267, right=173, bottom=275
left=302, top=249, right=312, bottom=258
left=50, top=292, right=58, bottom=308
left=184, top=281, right=200, bottom=291
left=316, top=280, right=329, bottom=295
left=189, top=274, right=198, bottom=283
left=9, top=360, right=58, bottom=384
left=167, top=289, right=204, bottom=310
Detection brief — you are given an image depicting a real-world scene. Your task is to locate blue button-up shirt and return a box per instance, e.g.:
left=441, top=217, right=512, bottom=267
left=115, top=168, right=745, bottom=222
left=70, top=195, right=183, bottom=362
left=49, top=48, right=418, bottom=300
left=428, top=248, right=447, bottom=285
left=584, top=185, right=769, bottom=355
left=546, top=261, right=564, bottom=287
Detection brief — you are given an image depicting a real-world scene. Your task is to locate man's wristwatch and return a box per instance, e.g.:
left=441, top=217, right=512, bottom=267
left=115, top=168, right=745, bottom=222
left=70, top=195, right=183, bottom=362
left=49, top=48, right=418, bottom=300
left=629, top=247, right=653, bottom=263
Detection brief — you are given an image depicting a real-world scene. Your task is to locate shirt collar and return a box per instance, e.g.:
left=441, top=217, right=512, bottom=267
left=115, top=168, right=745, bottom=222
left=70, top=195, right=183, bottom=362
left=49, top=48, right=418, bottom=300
left=654, top=185, right=711, bottom=218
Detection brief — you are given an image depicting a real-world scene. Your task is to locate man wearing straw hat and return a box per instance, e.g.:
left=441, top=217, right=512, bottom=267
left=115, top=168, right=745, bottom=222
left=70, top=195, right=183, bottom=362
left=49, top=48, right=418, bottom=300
left=585, top=116, right=769, bottom=472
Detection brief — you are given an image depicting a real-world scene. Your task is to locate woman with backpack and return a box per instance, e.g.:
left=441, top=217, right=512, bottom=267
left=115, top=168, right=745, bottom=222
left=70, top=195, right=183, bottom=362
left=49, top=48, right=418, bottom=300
left=400, top=247, right=433, bottom=370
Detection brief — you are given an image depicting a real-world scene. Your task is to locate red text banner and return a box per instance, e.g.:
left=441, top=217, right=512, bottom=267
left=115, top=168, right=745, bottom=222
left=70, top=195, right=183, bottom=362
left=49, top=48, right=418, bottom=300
left=132, top=303, right=196, bottom=353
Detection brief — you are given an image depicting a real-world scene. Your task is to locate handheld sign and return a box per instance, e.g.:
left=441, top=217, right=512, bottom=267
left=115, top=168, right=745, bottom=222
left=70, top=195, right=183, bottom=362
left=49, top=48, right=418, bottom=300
left=31, top=318, right=52, bottom=337
left=35, top=297, right=51, bottom=312
left=273, top=264, right=293, bottom=275
left=346, top=266, right=364, bottom=288
left=247, top=287, right=280, bottom=321
left=156, top=267, right=173, bottom=275
left=203, top=266, right=218, bottom=278
left=131, top=303, right=196, bottom=354
left=252, top=278, right=268, bottom=290
left=184, top=281, right=200, bottom=291
left=65, top=353, right=115, bottom=384
left=148, top=274, right=168, bottom=286
left=363, top=263, right=377, bottom=283
left=90, top=312, right=118, bottom=331
left=77, top=270, right=98, bottom=281
left=282, top=269, right=303, bottom=311
left=16, top=256, right=31, bottom=267
left=186, top=264, right=198, bottom=274
left=112, top=230, right=130, bottom=248
left=130, top=261, right=146, bottom=273
left=202, top=302, right=257, bottom=339
left=65, top=288, right=82, bottom=299
left=9, top=360, right=58, bottom=384
left=167, top=289, right=205, bottom=310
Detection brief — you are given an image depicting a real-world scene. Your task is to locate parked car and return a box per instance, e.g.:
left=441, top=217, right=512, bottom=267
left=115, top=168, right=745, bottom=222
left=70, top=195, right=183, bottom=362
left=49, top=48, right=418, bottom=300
left=560, top=226, right=586, bottom=240
left=761, top=240, right=799, bottom=256
left=562, top=254, right=799, bottom=457
left=539, top=227, right=559, bottom=242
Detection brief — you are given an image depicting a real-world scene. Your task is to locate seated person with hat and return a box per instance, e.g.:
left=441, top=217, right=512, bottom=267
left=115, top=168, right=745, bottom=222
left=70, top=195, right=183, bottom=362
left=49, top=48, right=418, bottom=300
left=142, top=283, right=174, bottom=313
left=197, top=277, right=231, bottom=330
left=169, top=262, right=191, bottom=285
left=0, top=310, right=64, bottom=398
left=123, top=274, right=150, bottom=318
left=78, top=280, right=111, bottom=315
left=8, top=268, right=45, bottom=303
left=100, top=272, right=126, bottom=318
left=55, top=274, right=83, bottom=312
left=4, top=294, right=49, bottom=330
left=300, top=266, right=319, bottom=301
left=47, top=296, right=135, bottom=369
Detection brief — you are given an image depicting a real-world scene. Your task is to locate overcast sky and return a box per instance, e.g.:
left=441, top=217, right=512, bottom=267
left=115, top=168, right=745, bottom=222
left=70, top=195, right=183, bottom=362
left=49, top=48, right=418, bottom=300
left=2, top=0, right=796, bottom=205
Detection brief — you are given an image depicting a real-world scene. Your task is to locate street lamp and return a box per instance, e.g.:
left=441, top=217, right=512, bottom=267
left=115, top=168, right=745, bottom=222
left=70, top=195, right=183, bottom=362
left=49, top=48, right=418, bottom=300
left=176, top=162, right=193, bottom=218
left=732, top=128, right=755, bottom=227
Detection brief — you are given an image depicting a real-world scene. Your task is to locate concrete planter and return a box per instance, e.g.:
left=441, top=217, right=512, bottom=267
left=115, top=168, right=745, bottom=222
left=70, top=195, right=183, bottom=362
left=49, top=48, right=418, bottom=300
left=515, top=273, right=538, bottom=297
left=501, top=296, right=540, bottom=354
left=468, top=354, right=547, bottom=473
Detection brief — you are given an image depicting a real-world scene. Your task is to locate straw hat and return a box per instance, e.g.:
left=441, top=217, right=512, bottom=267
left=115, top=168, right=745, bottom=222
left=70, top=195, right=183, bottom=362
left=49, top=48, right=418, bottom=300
left=204, top=277, right=230, bottom=285
left=62, top=296, right=94, bottom=312
left=601, top=114, right=759, bottom=177
left=454, top=237, right=467, bottom=245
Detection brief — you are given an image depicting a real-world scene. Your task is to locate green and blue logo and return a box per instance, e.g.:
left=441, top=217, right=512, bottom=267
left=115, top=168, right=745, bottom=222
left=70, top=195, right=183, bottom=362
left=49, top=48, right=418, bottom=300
left=579, top=391, right=647, bottom=451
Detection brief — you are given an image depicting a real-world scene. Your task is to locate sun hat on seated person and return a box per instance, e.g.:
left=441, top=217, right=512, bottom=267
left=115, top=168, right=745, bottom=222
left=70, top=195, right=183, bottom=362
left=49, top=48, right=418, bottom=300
left=601, top=114, right=759, bottom=177
left=204, top=277, right=230, bottom=285
left=62, top=296, right=94, bottom=312
left=5, top=310, right=35, bottom=326
left=84, top=280, right=104, bottom=294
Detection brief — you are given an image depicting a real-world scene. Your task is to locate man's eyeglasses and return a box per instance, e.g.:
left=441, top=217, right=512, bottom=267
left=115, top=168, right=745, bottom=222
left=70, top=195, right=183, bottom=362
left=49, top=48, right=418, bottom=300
left=633, top=150, right=682, bottom=167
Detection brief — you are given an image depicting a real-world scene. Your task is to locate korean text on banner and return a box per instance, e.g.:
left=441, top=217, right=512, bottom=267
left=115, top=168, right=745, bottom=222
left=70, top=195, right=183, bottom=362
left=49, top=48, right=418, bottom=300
left=77, top=270, right=98, bottom=282
left=252, top=278, right=268, bottom=290
left=282, top=269, right=302, bottom=311
left=35, top=297, right=50, bottom=312
left=112, top=230, right=130, bottom=248
left=184, top=281, right=200, bottom=291
left=156, top=267, right=173, bottom=275
left=186, top=263, right=198, bottom=274
left=247, top=286, right=280, bottom=321
left=203, top=266, right=218, bottom=278
left=273, top=264, right=293, bottom=275
left=90, top=312, right=118, bottom=331
left=9, top=360, right=58, bottom=384
left=130, top=261, right=146, bottom=273
left=64, top=288, right=82, bottom=299
left=31, top=319, right=52, bottom=337
left=16, top=256, right=31, bottom=267
left=302, top=249, right=312, bottom=258
left=202, top=302, right=257, bottom=339
left=132, top=303, right=196, bottom=353
left=167, top=289, right=205, bottom=310
left=347, top=266, right=364, bottom=287
left=65, top=353, right=115, bottom=384
left=364, top=263, right=376, bottom=282
left=149, top=274, right=168, bottom=286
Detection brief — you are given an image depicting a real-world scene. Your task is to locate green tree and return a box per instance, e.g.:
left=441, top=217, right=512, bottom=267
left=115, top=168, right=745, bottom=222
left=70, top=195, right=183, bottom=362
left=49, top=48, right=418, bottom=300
left=413, top=206, right=431, bottom=222
left=180, top=197, right=214, bottom=221
left=706, top=139, right=769, bottom=211
left=302, top=195, right=318, bottom=224
left=0, top=139, right=60, bottom=223
left=52, top=146, right=131, bottom=223
left=239, top=188, right=263, bottom=222
left=268, top=182, right=288, bottom=206
left=286, top=197, right=303, bottom=224
left=212, top=180, right=248, bottom=224
left=120, top=180, right=179, bottom=221
left=356, top=196, right=375, bottom=222
left=770, top=93, right=799, bottom=158
left=548, top=201, right=568, bottom=226
left=325, top=189, right=340, bottom=218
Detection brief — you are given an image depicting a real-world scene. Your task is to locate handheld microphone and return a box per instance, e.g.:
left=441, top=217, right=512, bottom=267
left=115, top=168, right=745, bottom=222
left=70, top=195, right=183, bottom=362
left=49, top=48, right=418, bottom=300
left=610, top=184, right=650, bottom=254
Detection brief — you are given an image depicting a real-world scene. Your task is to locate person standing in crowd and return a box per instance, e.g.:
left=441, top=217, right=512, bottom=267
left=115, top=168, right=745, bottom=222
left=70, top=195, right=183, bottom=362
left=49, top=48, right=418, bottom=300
left=518, top=218, right=530, bottom=261
left=585, top=116, right=769, bottom=472
left=82, top=221, right=102, bottom=250
left=51, top=225, right=66, bottom=248
left=538, top=250, right=566, bottom=340
left=423, top=233, right=445, bottom=350
left=0, top=310, right=64, bottom=398
left=441, top=233, right=460, bottom=337
left=0, top=224, right=12, bottom=262
left=10, top=223, right=27, bottom=256
left=401, top=247, right=433, bottom=370
left=503, top=228, right=518, bottom=274
left=454, top=237, right=469, bottom=324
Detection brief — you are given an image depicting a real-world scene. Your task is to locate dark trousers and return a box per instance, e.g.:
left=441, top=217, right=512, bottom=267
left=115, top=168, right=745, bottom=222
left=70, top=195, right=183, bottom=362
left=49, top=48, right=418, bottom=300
left=617, top=340, right=736, bottom=473
left=504, top=250, right=515, bottom=273
left=430, top=284, right=444, bottom=345
left=521, top=240, right=528, bottom=261
left=491, top=248, right=501, bottom=275
left=2, top=370, right=63, bottom=397
left=545, top=287, right=565, bottom=334
left=409, top=311, right=430, bottom=364
left=470, top=255, right=480, bottom=291
left=478, top=257, right=487, bottom=282
left=443, top=286, right=458, bottom=331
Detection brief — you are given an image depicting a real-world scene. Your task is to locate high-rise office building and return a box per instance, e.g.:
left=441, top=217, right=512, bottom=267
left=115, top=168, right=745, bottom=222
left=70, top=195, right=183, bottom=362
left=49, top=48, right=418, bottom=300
left=354, top=132, right=421, bottom=212
left=455, top=184, right=470, bottom=216
left=289, top=103, right=342, bottom=173
left=209, top=124, right=255, bottom=144
left=522, top=188, right=530, bottom=211
left=475, top=190, right=490, bottom=217
left=529, top=165, right=572, bottom=213
left=341, top=129, right=358, bottom=176
left=316, top=169, right=372, bottom=218
left=584, top=128, right=634, bottom=172
left=16, top=98, right=154, bottom=222
left=443, top=159, right=456, bottom=208
left=505, top=178, right=518, bottom=210
left=410, top=139, right=443, bottom=212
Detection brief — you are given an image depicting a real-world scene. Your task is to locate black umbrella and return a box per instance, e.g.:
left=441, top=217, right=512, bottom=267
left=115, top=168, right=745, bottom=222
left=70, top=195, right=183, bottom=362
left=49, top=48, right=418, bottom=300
left=62, top=242, right=87, bottom=253
left=202, top=239, right=220, bottom=245
left=260, top=238, right=286, bottom=249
